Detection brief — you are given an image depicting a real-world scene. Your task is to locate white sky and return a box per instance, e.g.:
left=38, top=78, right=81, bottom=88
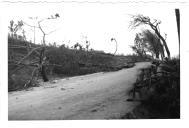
left=5, top=2, right=181, bottom=57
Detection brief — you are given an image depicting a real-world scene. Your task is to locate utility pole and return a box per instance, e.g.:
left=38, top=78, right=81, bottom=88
left=29, top=17, right=38, bottom=44
left=33, top=25, right=36, bottom=44
left=175, top=9, right=180, bottom=57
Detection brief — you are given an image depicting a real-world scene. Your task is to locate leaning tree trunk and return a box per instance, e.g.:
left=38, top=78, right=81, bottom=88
left=159, top=44, right=165, bottom=60
left=154, top=28, right=170, bottom=59
left=114, top=40, right=118, bottom=55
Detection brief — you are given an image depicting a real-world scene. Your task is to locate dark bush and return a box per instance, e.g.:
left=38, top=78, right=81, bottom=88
left=127, top=58, right=180, bottom=118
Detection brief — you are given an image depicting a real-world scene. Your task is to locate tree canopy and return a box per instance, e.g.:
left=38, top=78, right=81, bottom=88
left=130, top=14, right=170, bottom=59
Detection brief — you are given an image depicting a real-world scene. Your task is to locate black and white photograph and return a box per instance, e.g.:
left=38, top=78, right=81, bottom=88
left=6, top=1, right=181, bottom=120
left=1, top=1, right=188, bottom=126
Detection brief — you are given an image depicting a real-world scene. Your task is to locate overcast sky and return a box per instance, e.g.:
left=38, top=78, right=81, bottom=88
left=5, top=2, right=180, bottom=56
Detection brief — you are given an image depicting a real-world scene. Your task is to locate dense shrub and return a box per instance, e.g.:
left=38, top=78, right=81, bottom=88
left=45, top=45, right=116, bottom=75
left=126, top=58, right=180, bottom=118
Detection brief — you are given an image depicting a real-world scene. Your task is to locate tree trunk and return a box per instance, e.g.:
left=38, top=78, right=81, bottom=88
left=114, top=40, right=118, bottom=55
left=39, top=48, right=49, bottom=82
left=155, top=52, right=159, bottom=59
left=41, top=65, right=48, bottom=82
left=154, top=28, right=170, bottom=59
left=160, top=46, right=165, bottom=59
left=160, top=35, right=170, bottom=59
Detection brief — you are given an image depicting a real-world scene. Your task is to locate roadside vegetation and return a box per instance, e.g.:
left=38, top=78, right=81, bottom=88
left=124, top=58, right=180, bottom=118
left=8, top=35, right=144, bottom=91
left=123, top=9, right=180, bottom=119
left=9, top=14, right=147, bottom=91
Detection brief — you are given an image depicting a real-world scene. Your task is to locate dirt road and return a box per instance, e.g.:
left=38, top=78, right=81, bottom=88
left=9, top=62, right=151, bottom=120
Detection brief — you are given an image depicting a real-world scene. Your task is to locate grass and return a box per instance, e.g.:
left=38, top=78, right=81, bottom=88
left=8, top=37, right=144, bottom=91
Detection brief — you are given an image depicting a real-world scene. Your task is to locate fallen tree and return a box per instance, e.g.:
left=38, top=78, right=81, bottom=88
left=8, top=14, right=60, bottom=90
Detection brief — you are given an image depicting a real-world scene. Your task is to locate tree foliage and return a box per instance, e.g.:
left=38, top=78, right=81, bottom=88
left=131, top=29, right=165, bottom=59
left=130, top=14, right=170, bottom=59
left=141, top=29, right=164, bottom=59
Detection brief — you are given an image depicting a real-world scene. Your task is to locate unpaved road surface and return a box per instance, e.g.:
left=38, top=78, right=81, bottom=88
left=9, top=62, right=151, bottom=120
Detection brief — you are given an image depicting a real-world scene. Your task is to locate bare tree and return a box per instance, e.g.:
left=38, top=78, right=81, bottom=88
left=33, top=13, right=60, bottom=82
left=111, top=38, right=118, bottom=55
left=85, top=40, right=90, bottom=52
left=82, top=36, right=90, bottom=52
left=8, top=13, right=60, bottom=85
left=130, top=14, right=170, bottom=59
left=8, top=20, right=23, bottom=38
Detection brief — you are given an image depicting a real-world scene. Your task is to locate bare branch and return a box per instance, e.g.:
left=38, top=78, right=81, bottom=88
left=8, top=45, right=29, bottom=49
left=46, top=29, right=59, bottom=35
left=24, top=67, right=38, bottom=87
left=17, top=46, right=43, bottom=65
left=23, top=21, right=39, bottom=28
left=38, top=21, right=46, bottom=35
left=9, top=65, right=26, bottom=75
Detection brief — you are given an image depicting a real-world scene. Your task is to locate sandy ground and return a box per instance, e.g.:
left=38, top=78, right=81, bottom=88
left=8, top=62, right=151, bottom=120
